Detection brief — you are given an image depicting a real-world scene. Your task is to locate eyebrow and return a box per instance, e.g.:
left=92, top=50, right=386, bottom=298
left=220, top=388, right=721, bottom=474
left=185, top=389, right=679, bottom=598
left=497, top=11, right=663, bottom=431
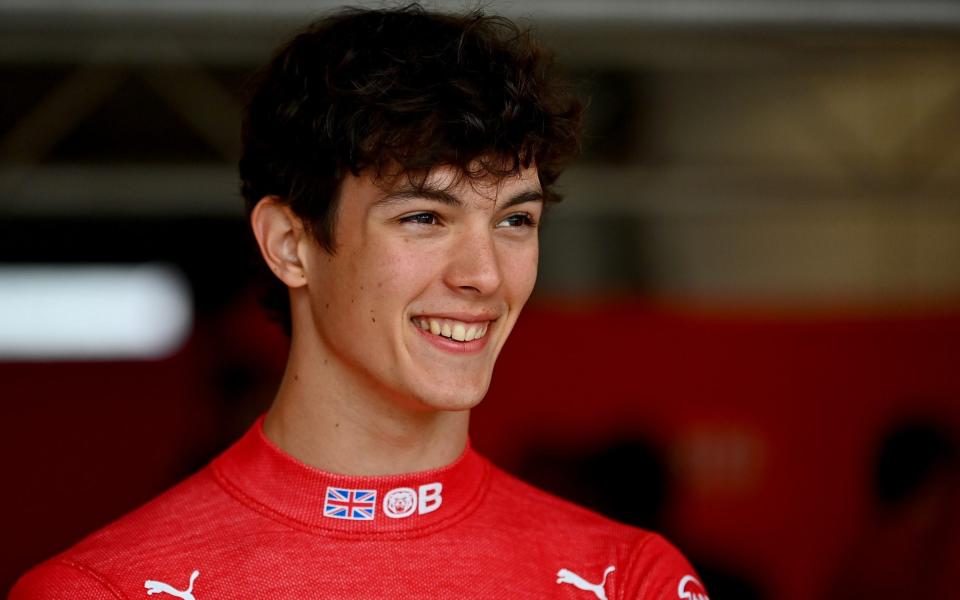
left=376, top=187, right=543, bottom=209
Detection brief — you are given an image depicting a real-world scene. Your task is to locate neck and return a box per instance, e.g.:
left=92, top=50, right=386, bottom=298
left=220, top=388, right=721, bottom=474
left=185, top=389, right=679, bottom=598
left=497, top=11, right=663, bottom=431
left=262, top=331, right=470, bottom=477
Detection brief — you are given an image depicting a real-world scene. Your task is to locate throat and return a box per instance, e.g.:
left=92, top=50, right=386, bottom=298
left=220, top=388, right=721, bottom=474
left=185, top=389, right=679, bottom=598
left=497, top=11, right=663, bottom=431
left=263, top=389, right=470, bottom=476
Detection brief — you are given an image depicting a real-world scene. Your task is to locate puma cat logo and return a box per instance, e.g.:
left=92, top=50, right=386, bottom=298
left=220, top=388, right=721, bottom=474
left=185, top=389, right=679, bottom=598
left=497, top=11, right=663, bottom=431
left=556, top=566, right=615, bottom=600
left=144, top=570, right=199, bottom=600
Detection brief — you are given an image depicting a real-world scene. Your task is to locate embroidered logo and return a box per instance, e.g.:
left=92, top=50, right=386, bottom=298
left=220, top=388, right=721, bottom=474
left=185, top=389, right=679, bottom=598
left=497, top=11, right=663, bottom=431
left=678, top=575, right=710, bottom=600
left=144, top=570, right=199, bottom=600
left=556, top=566, right=615, bottom=600
left=324, top=487, right=377, bottom=520
left=383, top=487, right=418, bottom=518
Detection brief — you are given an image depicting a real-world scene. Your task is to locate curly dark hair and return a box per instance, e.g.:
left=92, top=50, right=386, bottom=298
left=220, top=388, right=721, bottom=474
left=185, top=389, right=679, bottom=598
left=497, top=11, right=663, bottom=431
left=239, top=3, right=584, bottom=333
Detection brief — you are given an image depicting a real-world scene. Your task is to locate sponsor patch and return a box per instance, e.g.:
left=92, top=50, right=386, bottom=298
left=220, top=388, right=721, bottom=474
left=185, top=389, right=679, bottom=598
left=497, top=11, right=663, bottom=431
left=383, top=487, right=418, bottom=519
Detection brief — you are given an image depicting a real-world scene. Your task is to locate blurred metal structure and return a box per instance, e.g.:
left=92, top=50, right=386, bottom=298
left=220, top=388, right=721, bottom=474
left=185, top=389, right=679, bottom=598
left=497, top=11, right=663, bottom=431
left=4, top=0, right=960, bottom=25
left=2, top=0, right=959, bottom=304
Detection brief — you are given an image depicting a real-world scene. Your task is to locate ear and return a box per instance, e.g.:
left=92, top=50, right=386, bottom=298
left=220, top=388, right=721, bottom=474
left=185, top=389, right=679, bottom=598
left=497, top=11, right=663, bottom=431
left=250, top=196, right=308, bottom=288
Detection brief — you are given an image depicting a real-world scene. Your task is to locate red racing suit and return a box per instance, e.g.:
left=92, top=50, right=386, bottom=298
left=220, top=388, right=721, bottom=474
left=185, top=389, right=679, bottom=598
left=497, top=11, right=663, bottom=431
left=12, top=417, right=708, bottom=599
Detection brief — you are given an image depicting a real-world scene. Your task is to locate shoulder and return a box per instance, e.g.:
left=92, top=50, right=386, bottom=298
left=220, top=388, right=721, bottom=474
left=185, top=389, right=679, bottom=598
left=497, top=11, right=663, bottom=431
left=11, top=466, right=231, bottom=599
left=619, top=533, right=709, bottom=600
left=481, top=461, right=707, bottom=599
left=10, top=559, right=125, bottom=600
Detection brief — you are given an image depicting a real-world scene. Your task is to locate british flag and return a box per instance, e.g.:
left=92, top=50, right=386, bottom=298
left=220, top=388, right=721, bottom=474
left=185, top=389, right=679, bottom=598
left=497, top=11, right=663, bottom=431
left=323, top=487, right=377, bottom=520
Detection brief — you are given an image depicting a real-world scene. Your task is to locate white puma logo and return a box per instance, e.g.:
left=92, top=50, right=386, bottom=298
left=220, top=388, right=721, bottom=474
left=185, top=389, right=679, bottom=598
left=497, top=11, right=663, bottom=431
left=144, top=570, right=199, bottom=600
left=556, top=565, right=615, bottom=600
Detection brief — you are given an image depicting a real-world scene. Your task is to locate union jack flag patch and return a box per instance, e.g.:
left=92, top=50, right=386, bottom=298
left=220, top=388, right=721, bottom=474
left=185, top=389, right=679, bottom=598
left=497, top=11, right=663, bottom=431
left=323, top=487, right=377, bottom=520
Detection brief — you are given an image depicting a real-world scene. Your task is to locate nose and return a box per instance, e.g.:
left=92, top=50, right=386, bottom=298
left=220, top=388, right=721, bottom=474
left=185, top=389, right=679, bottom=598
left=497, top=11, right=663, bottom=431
left=444, top=226, right=502, bottom=295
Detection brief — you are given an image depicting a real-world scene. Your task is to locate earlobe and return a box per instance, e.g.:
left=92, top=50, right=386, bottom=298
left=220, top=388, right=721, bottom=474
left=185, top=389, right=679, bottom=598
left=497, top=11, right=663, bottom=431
left=250, top=196, right=308, bottom=288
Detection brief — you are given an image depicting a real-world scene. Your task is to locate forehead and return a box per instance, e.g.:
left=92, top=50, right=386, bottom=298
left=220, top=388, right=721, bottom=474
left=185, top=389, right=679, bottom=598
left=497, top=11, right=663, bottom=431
left=372, top=163, right=542, bottom=205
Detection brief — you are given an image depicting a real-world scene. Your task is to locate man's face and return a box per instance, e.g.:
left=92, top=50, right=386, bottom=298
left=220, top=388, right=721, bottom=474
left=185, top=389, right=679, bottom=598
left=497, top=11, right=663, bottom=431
left=299, top=164, right=542, bottom=411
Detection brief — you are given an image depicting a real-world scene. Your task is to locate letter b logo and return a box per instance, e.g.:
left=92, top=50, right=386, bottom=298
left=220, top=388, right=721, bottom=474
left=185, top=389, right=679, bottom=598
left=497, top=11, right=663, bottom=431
left=418, top=482, right=443, bottom=515
left=382, top=483, right=443, bottom=518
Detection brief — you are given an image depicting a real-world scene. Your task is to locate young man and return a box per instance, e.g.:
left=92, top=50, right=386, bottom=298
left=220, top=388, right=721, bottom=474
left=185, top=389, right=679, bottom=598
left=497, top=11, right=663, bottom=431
left=13, top=5, right=708, bottom=599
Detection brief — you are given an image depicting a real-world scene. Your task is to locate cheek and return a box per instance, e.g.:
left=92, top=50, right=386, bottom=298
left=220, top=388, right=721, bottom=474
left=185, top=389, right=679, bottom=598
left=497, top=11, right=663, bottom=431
left=504, top=243, right=540, bottom=300
left=360, top=241, right=435, bottom=311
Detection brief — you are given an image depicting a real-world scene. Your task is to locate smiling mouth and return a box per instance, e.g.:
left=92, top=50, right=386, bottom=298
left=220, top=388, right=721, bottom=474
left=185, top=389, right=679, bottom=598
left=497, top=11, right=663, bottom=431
left=412, top=317, right=490, bottom=342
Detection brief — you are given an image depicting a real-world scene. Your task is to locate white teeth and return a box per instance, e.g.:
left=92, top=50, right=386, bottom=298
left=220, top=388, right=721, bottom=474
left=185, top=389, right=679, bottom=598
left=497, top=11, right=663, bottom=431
left=416, top=317, right=490, bottom=342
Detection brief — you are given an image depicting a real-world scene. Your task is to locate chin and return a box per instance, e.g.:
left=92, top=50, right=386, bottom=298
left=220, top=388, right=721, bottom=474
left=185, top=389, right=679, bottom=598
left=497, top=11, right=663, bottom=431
left=411, top=382, right=489, bottom=412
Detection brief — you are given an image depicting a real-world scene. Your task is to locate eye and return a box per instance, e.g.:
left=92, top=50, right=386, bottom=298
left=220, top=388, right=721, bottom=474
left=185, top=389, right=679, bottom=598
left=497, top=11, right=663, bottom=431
left=399, top=212, right=440, bottom=226
left=497, top=213, right=538, bottom=228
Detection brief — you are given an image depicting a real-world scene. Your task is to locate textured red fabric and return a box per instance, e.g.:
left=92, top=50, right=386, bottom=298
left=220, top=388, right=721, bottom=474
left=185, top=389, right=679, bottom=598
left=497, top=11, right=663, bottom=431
left=12, top=417, right=705, bottom=599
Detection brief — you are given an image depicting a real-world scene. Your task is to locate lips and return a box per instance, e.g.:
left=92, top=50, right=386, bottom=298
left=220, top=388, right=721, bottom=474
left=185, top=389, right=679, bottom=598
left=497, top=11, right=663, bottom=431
left=412, top=317, right=490, bottom=342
